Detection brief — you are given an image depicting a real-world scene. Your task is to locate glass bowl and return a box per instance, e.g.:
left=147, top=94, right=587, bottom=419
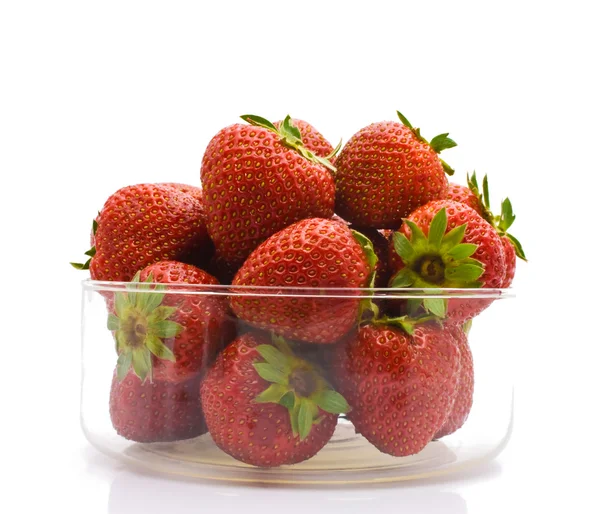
left=80, top=280, right=514, bottom=484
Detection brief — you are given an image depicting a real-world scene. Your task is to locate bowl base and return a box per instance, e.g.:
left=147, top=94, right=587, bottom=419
left=112, top=418, right=509, bottom=484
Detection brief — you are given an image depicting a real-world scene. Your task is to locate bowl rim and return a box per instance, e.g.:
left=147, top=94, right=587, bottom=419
left=81, top=279, right=515, bottom=299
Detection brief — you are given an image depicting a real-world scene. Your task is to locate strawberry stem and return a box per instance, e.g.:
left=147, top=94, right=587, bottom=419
left=241, top=114, right=337, bottom=173
left=252, top=337, right=350, bottom=441
left=396, top=109, right=457, bottom=175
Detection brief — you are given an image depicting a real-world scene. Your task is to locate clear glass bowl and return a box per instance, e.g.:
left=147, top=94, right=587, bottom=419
left=80, top=280, right=514, bottom=484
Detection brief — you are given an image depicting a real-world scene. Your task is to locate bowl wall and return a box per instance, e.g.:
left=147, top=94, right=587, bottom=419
left=80, top=281, right=515, bottom=483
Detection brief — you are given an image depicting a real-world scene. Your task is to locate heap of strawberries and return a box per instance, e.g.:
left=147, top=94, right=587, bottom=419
left=74, top=111, right=525, bottom=467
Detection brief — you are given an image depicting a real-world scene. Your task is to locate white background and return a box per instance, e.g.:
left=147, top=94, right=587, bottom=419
left=1, top=1, right=599, bottom=512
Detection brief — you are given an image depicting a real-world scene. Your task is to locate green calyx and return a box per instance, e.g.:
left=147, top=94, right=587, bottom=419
left=372, top=312, right=443, bottom=335
left=351, top=230, right=378, bottom=285
left=396, top=110, right=457, bottom=176
left=109, top=273, right=182, bottom=383
left=351, top=230, right=381, bottom=321
left=70, top=216, right=99, bottom=270
left=240, top=114, right=337, bottom=173
left=467, top=172, right=527, bottom=261
left=463, top=318, right=473, bottom=336
left=327, top=138, right=343, bottom=161
left=390, top=207, right=485, bottom=292
left=253, top=335, right=350, bottom=441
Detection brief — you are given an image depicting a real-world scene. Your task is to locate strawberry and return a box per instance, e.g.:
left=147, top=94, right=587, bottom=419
left=349, top=227, right=393, bottom=288
left=72, top=183, right=211, bottom=281
left=389, top=201, right=506, bottom=322
left=434, top=323, right=474, bottom=439
left=109, top=370, right=206, bottom=443
left=449, top=172, right=526, bottom=287
left=332, top=320, right=460, bottom=457
left=108, top=261, right=231, bottom=383
left=275, top=118, right=337, bottom=161
left=334, top=111, right=456, bottom=228
left=500, top=236, right=517, bottom=288
left=200, top=115, right=336, bottom=269
left=230, top=218, right=377, bottom=344
left=161, top=183, right=215, bottom=269
left=446, top=182, right=483, bottom=215
left=200, top=332, right=349, bottom=467
left=160, top=182, right=204, bottom=204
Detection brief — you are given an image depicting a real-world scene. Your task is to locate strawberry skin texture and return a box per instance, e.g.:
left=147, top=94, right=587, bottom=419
left=138, top=261, right=232, bottom=383
left=200, top=123, right=335, bottom=268
left=446, top=185, right=518, bottom=288
left=500, top=236, right=516, bottom=288
left=159, top=183, right=215, bottom=269
left=231, top=218, right=371, bottom=343
left=333, top=324, right=460, bottom=457
left=200, top=333, right=338, bottom=467
left=160, top=182, right=204, bottom=204
left=351, top=227, right=392, bottom=288
left=90, top=184, right=210, bottom=282
left=397, top=200, right=506, bottom=288
left=446, top=183, right=484, bottom=216
left=335, top=121, right=449, bottom=228
left=390, top=200, right=506, bottom=322
left=109, top=370, right=206, bottom=443
left=275, top=118, right=335, bottom=160
left=434, top=324, right=474, bottom=439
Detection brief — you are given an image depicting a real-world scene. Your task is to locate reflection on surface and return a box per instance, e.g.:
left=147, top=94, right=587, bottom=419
left=81, top=438, right=502, bottom=514
left=103, top=460, right=503, bottom=514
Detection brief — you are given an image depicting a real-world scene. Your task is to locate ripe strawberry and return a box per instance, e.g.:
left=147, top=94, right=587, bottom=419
left=160, top=182, right=204, bottom=204
left=109, top=370, right=206, bottom=443
left=201, top=332, right=349, bottom=467
left=161, top=183, right=215, bottom=269
left=389, top=201, right=506, bottom=322
left=434, top=324, right=474, bottom=439
left=334, top=111, right=456, bottom=228
left=350, top=227, right=393, bottom=288
left=230, top=218, right=377, bottom=344
left=446, top=182, right=483, bottom=215
left=200, top=115, right=336, bottom=269
left=449, top=172, right=526, bottom=287
left=500, top=236, right=517, bottom=288
left=332, top=321, right=460, bottom=457
left=108, top=261, right=231, bottom=383
left=275, top=118, right=336, bottom=160
left=72, top=183, right=211, bottom=281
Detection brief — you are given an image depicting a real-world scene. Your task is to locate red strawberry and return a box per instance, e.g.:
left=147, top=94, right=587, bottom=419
left=200, top=332, right=349, bottom=467
left=160, top=182, right=204, bottom=204
left=109, top=261, right=231, bottom=383
left=109, top=370, right=206, bottom=443
left=389, top=200, right=506, bottom=322
left=449, top=172, right=526, bottom=287
left=275, top=118, right=336, bottom=161
left=434, top=324, right=474, bottom=439
left=230, top=218, right=376, bottom=344
left=200, top=115, right=336, bottom=269
left=446, top=183, right=484, bottom=215
left=500, top=236, right=517, bottom=288
left=350, top=227, right=393, bottom=288
left=72, top=183, right=211, bottom=281
left=161, top=183, right=215, bottom=269
left=334, top=111, right=456, bottom=228
left=332, top=321, right=460, bottom=457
